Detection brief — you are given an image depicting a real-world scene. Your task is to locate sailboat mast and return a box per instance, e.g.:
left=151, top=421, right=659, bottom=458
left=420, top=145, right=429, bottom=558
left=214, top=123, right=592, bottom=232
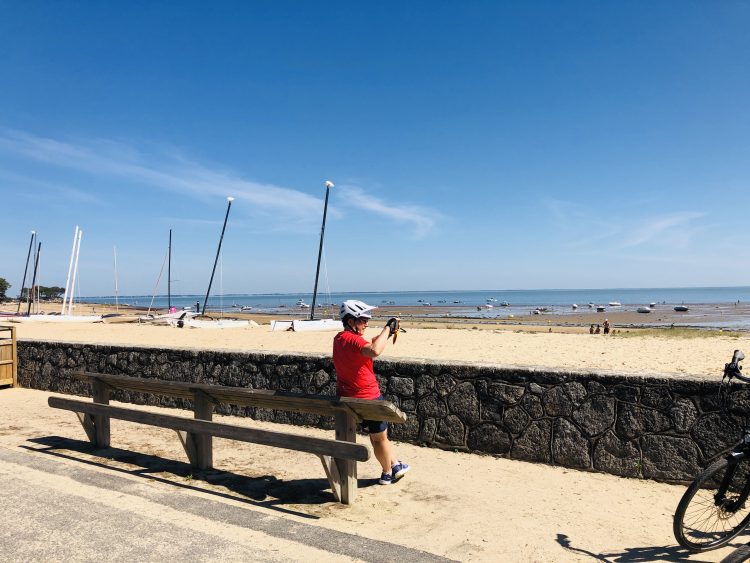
left=201, top=197, right=233, bottom=315
left=27, top=242, right=41, bottom=316
left=168, top=229, right=172, bottom=310
left=16, top=231, right=36, bottom=314
left=68, top=229, right=82, bottom=315
left=113, top=246, right=119, bottom=312
left=310, top=181, right=333, bottom=321
left=62, top=226, right=79, bottom=314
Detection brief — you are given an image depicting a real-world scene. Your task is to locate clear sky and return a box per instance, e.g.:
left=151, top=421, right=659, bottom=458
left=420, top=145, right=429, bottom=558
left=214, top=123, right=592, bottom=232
left=1, top=1, right=749, bottom=296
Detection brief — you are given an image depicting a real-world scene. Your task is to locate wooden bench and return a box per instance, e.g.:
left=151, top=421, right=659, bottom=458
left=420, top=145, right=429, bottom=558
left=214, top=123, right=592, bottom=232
left=48, top=371, right=406, bottom=504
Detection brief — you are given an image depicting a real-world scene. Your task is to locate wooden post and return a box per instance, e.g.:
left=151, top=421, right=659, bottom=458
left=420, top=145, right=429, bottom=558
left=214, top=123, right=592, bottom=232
left=192, top=390, right=214, bottom=470
left=0, top=326, right=16, bottom=388
left=334, top=411, right=358, bottom=504
left=92, top=378, right=111, bottom=448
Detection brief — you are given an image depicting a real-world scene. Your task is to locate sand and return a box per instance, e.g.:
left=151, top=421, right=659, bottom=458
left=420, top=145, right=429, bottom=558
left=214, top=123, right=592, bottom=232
left=4, top=310, right=750, bottom=559
left=4, top=317, right=750, bottom=378
left=1, top=387, right=744, bottom=561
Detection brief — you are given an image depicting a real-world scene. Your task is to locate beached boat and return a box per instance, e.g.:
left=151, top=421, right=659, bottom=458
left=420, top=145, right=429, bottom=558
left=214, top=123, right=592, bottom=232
left=240, top=305, right=253, bottom=311
left=9, top=314, right=102, bottom=323
left=572, top=304, right=578, bottom=310
left=102, top=314, right=141, bottom=324
left=596, top=306, right=606, bottom=312
left=637, top=307, right=651, bottom=313
left=649, top=302, right=656, bottom=308
left=169, top=318, right=258, bottom=329
left=500, top=301, right=510, bottom=307
left=674, top=305, right=689, bottom=312
left=608, top=302, right=621, bottom=307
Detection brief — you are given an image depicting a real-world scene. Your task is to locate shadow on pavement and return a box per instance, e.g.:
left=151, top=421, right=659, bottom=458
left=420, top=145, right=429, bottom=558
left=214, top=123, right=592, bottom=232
left=555, top=532, right=732, bottom=562
left=23, top=435, right=362, bottom=519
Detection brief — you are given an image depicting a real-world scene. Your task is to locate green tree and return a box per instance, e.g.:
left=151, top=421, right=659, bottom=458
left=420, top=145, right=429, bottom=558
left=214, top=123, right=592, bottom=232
left=0, top=277, right=10, bottom=301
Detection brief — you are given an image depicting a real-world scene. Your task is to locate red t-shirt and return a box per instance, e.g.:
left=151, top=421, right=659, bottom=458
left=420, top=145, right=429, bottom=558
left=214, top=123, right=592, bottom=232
left=332, top=330, right=381, bottom=399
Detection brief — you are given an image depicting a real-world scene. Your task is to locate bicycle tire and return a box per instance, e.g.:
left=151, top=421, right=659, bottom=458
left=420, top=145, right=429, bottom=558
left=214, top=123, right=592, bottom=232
left=674, top=454, right=750, bottom=552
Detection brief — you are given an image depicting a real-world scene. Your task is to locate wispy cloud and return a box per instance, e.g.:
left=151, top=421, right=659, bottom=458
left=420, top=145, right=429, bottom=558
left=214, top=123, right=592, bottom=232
left=543, top=197, right=705, bottom=252
left=620, top=212, right=705, bottom=248
left=0, top=128, right=441, bottom=236
left=0, top=169, right=101, bottom=203
left=337, top=185, right=440, bottom=238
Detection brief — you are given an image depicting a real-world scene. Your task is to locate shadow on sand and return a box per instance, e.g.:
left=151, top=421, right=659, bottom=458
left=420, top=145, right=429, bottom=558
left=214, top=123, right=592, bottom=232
left=555, top=532, right=750, bottom=562
left=24, top=436, right=381, bottom=519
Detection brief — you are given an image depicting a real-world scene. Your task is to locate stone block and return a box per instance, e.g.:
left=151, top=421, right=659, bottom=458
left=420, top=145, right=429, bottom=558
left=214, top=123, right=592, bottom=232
left=593, top=431, right=640, bottom=477
left=641, top=435, right=700, bottom=481
left=572, top=395, right=615, bottom=437
left=447, top=382, right=480, bottom=424
left=467, top=423, right=511, bottom=454
left=552, top=419, right=591, bottom=469
left=542, top=382, right=587, bottom=417
left=511, top=420, right=552, bottom=463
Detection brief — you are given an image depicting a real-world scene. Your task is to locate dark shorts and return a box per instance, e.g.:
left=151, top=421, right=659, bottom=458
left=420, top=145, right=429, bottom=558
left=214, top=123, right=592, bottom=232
left=360, top=394, right=388, bottom=434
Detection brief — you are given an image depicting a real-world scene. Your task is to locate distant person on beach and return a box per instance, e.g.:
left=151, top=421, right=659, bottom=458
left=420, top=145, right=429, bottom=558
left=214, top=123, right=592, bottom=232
left=603, top=319, right=610, bottom=335
left=595, top=324, right=601, bottom=334
left=589, top=324, right=595, bottom=334
left=333, top=300, right=410, bottom=486
left=195, top=301, right=200, bottom=313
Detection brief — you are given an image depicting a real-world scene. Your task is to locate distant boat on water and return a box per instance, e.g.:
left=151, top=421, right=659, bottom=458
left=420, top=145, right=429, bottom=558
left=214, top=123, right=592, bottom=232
left=608, top=302, right=621, bottom=307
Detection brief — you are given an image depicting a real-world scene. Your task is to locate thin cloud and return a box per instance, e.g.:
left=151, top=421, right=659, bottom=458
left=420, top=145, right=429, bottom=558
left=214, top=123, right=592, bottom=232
left=337, top=184, right=439, bottom=238
left=0, top=129, right=441, bottom=236
left=0, top=170, right=101, bottom=203
left=620, top=212, right=705, bottom=248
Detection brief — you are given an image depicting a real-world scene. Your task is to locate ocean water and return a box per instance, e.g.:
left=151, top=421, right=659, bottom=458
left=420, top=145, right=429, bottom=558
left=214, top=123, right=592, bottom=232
left=80, top=286, right=750, bottom=316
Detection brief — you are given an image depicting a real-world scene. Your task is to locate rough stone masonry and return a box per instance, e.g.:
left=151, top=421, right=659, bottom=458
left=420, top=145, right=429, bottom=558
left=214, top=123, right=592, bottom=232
left=17, top=340, right=750, bottom=482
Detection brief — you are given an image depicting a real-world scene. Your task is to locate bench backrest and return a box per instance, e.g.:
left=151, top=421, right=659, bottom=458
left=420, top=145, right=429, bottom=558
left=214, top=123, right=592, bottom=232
left=72, top=371, right=406, bottom=423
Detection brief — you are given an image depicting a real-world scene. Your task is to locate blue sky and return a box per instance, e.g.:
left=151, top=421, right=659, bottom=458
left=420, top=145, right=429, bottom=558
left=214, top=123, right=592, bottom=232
left=1, top=1, right=749, bottom=296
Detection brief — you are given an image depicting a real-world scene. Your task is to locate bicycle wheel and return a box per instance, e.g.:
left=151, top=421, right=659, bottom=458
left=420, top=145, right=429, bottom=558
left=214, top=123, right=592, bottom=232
left=674, top=454, right=750, bottom=552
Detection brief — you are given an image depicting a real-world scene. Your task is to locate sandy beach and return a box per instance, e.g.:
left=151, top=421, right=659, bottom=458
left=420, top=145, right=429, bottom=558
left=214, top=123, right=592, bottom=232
left=2, top=387, right=746, bottom=561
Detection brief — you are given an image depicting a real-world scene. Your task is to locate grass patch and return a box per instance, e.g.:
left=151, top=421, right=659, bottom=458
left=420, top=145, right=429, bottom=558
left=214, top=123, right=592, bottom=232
left=613, top=327, right=743, bottom=339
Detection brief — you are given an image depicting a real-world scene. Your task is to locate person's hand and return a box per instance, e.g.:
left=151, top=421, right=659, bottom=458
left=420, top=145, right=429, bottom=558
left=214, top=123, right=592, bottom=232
left=386, top=317, right=400, bottom=336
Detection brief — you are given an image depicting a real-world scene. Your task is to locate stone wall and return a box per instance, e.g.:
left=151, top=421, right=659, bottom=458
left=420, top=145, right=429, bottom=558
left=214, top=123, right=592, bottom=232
left=17, top=340, right=746, bottom=482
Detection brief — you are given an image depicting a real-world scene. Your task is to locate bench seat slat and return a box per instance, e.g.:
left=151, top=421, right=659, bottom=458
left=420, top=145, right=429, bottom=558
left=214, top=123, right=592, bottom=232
left=73, top=372, right=406, bottom=423
left=49, top=396, right=370, bottom=462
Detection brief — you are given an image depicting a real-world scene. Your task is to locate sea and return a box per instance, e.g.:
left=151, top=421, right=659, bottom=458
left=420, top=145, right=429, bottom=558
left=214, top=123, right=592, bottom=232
left=79, top=287, right=750, bottom=322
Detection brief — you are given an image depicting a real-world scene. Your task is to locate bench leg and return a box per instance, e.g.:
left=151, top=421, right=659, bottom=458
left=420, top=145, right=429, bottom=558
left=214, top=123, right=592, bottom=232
left=177, top=391, right=214, bottom=470
left=318, top=455, right=342, bottom=502
left=192, top=391, right=213, bottom=470
left=75, top=412, right=96, bottom=443
left=334, top=411, right=358, bottom=505
left=92, top=379, right=111, bottom=448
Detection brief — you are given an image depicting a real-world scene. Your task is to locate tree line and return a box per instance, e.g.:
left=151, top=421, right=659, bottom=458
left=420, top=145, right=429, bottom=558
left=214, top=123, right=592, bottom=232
left=0, top=277, right=65, bottom=302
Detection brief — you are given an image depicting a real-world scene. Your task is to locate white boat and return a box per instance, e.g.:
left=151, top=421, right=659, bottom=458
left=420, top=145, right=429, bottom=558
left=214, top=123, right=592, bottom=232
left=636, top=307, right=651, bottom=313
left=649, top=303, right=656, bottom=308
left=572, top=304, right=578, bottom=310
left=500, top=301, right=510, bottom=307
left=240, top=306, right=253, bottom=311
left=608, top=302, right=621, bottom=307
left=9, top=314, right=102, bottom=323
left=674, top=305, right=689, bottom=312
left=596, top=306, right=606, bottom=312
left=170, top=318, right=258, bottom=329
left=102, top=314, right=141, bottom=324
left=270, top=318, right=341, bottom=332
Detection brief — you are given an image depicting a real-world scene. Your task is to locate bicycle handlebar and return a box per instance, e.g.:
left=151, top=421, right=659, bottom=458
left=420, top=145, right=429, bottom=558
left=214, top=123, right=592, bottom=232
left=724, top=349, right=750, bottom=383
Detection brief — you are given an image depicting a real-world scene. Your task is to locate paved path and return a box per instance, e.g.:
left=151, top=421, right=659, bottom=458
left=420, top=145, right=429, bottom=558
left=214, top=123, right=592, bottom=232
left=0, top=446, right=448, bottom=562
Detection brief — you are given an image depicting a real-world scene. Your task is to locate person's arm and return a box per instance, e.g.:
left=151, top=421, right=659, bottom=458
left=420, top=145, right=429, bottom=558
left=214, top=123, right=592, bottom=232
left=361, top=324, right=393, bottom=358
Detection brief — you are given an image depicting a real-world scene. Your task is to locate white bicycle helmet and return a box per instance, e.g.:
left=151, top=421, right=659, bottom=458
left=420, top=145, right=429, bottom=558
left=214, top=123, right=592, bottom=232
left=340, top=300, right=377, bottom=320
